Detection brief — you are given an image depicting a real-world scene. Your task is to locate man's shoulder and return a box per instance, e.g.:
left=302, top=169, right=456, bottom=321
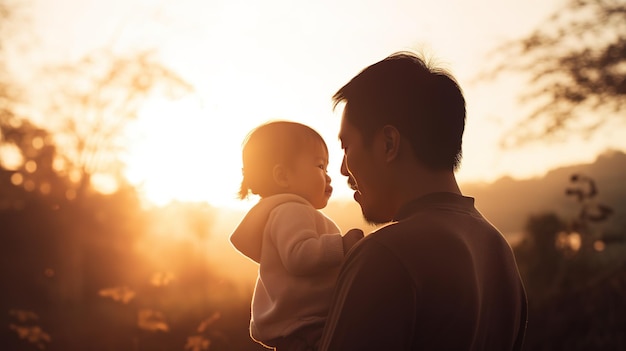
left=351, top=222, right=415, bottom=258
left=356, top=210, right=487, bottom=257
left=368, top=213, right=440, bottom=239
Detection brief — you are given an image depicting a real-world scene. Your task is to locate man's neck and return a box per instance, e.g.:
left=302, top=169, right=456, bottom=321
left=391, top=168, right=461, bottom=217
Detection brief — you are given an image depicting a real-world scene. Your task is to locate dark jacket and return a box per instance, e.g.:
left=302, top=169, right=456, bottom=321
left=319, top=192, right=528, bottom=350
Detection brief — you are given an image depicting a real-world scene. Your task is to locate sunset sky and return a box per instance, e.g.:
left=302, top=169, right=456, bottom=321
left=24, top=0, right=626, bottom=208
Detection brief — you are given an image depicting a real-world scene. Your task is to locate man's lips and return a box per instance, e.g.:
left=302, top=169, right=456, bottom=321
left=348, top=179, right=361, bottom=202
left=347, top=178, right=358, bottom=191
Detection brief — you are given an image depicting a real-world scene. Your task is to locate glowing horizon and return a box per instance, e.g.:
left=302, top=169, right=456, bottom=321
left=24, top=0, right=626, bottom=209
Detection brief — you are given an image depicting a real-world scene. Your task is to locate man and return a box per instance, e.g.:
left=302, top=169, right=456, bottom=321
left=318, top=52, right=527, bottom=350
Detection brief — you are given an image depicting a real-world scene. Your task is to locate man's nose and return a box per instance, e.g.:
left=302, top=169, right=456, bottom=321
left=340, top=155, right=349, bottom=176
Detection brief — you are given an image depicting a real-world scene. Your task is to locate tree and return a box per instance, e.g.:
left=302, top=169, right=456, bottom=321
left=1, top=0, right=194, bottom=199
left=0, top=0, right=22, bottom=124
left=36, top=49, right=193, bottom=197
left=486, top=0, right=626, bottom=147
left=0, top=0, right=40, bottom=204
left=514, top=212, right=568, bottom=301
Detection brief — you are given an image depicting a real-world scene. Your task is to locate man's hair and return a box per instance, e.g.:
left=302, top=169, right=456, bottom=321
left=333, top=51, right=466, bottom=171
left=238, top=121, right=328, bottom=199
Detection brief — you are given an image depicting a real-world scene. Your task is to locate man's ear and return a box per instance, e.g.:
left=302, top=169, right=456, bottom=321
left=272, top=164, right=290, bottom=188
left=381, top=125, right=401, bottom=162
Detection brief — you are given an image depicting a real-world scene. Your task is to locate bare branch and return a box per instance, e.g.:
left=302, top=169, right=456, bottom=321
left=38, top=49, right=194, bottom=188
left=480, top=0, right=626, bottom=147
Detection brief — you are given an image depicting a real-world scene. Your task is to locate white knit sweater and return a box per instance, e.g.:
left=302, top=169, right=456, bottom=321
left=230, top=194, right=345, bottom=344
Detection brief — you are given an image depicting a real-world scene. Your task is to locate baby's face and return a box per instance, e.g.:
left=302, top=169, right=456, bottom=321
left=283, top=141, right=332, bottom=209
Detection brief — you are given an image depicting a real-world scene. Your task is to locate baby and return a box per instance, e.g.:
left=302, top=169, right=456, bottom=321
left=230, top=121, right=363, bottom=351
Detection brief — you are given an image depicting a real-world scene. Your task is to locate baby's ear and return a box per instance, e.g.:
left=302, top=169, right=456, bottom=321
left=272, top=164, right=289, bottom=188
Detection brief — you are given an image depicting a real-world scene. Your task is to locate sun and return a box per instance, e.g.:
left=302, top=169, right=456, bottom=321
left=124, top=97, right=259, bottom=209
left=123, top=96, right=353, bottom=209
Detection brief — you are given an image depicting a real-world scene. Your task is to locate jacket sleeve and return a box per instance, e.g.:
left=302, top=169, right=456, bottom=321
left=269, top=203, right=344, bottom=276
left=230, top=194, right=308, bottom=263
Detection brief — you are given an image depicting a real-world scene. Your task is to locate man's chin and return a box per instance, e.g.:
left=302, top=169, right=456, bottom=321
left=357, top=198, right=390, bottom=226
left=364, top=214, right=390, bottom=225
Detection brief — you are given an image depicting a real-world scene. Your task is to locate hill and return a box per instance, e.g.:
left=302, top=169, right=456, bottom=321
left=462, top=149, right=626, bottom=240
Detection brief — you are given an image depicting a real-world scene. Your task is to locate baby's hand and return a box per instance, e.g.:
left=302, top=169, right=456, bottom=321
left=342, top=228, right=364, bottom=254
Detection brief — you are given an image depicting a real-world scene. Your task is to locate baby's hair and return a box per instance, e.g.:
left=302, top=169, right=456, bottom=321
left=239, top=121, right=328, bottom=199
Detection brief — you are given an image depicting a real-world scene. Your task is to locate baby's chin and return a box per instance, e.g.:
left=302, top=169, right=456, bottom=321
left=314, top=197, right=330, bottom=210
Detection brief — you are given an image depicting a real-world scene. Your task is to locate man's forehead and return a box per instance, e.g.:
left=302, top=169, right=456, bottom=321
left=338, top=112, right=356, bottom=141
left=338, top=107, right=348, bottom=133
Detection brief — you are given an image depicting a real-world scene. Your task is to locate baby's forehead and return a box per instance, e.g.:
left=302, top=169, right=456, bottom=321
left=300, top=138, right=329, bottom=158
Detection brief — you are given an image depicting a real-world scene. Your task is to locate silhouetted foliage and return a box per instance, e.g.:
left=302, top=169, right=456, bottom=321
left=513, top=173, right=626, bottom=350
left=465, top=149, right=626, bottom=237
left=515, top=212, right=568, bottom=302
left=485, top=0, right=626, bottom=146
left=0, top=1, right=264, bottom=348
left=0, top=0, right=20, bottom=126
left=0, top=116, right=75, bottom=208
left=1, top=132, right=265, bottom=350
left=566, top=173, right=614, bottom=225
left=36, top=49, right=193, bottom=196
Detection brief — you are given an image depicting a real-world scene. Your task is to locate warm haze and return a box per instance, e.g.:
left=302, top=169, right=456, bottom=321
left=22, top=0, right=626, bottom=209
left=3, top=1, right=626, bottom=349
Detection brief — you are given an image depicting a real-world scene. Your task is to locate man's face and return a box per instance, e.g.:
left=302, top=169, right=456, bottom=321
left=338, top=107, right=394, bottom=224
